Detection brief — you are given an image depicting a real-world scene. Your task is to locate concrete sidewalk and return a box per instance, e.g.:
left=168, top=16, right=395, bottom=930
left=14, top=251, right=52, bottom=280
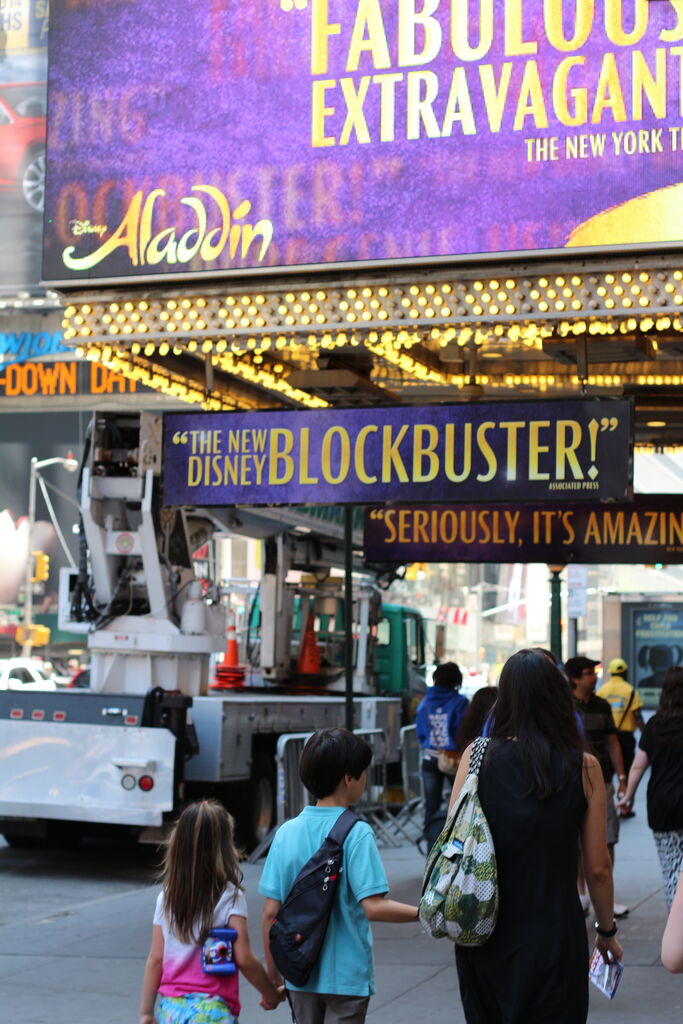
left=0, top=786, right=681, bottom=1024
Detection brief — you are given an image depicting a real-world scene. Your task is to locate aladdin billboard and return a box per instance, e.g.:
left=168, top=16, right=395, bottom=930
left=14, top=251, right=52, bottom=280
left=43, top=0, right=683, bottom=285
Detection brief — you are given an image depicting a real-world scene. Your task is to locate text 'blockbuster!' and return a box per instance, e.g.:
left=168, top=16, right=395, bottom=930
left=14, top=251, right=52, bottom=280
left=162, top=399, right=632, bottom=507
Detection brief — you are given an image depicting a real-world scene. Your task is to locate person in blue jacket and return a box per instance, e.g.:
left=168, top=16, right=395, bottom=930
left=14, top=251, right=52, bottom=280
left=416, top=662, right=469, bottom=837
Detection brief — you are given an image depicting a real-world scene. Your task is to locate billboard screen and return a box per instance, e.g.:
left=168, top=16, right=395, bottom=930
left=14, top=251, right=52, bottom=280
left=0, top=1, right=48, bottom=291
left=44, top=0, right=683, bottom=285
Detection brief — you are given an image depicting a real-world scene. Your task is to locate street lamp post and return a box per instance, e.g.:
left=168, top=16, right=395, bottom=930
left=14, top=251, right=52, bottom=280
left=21, top=455, right=78, bottom=658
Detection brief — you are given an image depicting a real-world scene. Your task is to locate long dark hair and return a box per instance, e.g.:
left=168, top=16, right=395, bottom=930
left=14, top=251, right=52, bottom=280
left=160, top=800, right=243, bottom=945
left=490, top=648, right=584, bottom=800
left=652, top=667, right=683, bottom=744
left=456, top=686, right=498, bottom=752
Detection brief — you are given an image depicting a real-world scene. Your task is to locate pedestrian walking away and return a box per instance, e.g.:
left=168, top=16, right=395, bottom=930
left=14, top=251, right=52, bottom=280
left=618, top=666, right=683, bottom=908
left=259, top=727, right=419, bottom=1024
left=451, top=649, right=622, bottom=1024
left=139, top=800, right=282, bottom=1024
left=566, top=655, right=630, bottom=918
left=416, top=662, right=469, bottom=841
left=597, top=657, right=645, bottom=816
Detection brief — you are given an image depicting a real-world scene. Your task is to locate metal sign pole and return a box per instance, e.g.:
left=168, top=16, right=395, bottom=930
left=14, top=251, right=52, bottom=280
left=344, top=505, right=354, bottom=732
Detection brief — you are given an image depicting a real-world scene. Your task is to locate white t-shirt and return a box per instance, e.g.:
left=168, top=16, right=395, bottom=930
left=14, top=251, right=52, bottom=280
left=153, top=884, right=247, bottom=1011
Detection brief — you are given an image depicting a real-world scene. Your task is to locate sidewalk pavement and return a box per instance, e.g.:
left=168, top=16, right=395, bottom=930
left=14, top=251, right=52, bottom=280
left=0, top=785, right=681, bottom=1024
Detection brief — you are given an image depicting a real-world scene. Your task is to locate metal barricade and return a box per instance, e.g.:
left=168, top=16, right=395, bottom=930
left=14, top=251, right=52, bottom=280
left=385, top=725, right=424, bottom=843
left=247, top=727, right=400, bottom=861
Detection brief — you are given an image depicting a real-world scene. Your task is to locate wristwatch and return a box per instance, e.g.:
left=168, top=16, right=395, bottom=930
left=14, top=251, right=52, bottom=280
left=594, top=920, right=618, bottom=937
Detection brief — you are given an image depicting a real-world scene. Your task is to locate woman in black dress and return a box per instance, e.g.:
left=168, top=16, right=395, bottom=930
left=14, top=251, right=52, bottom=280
left=450, top=649, right=623, bottom=1024
left=618, top=666, right=683, bottom=908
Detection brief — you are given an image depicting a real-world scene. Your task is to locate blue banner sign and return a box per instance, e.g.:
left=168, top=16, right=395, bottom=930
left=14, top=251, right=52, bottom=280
left=163, top=400, right=632, bottom=507
left=0, top=330, right=69, bottom=367
left=364, top=495, right=682, bottom=564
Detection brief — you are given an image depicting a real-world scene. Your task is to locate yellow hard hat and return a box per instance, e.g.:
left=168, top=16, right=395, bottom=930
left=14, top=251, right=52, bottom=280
left=608, top=657, right=628, bottom=674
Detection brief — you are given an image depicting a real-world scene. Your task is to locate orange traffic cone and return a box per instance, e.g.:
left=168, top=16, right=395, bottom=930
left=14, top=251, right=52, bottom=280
left=211, top=610, right=245, bottom=689
left=224, top=611, right=239, bottom=668
left=297, top=612, right=321, bottom=675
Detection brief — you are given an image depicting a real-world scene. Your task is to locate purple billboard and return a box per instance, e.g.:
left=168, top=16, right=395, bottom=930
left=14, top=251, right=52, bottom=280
left=364, top=495, right=683, bottom=564
left=162, top=398, right=632, bottom=507
left=44, top=0, right=683, bottom=285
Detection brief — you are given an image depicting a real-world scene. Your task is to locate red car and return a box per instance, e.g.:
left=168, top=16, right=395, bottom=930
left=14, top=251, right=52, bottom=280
left=0, top=82, right=46, bottom=213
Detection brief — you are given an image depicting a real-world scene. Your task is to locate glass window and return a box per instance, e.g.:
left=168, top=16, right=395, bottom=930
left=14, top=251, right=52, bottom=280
left=376, top=617, right=390, bottom=647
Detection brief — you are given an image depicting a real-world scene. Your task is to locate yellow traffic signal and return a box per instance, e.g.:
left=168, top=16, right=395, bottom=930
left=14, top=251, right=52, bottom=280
left=31, top=551, right=50, bottom=582
left=15, top=624, right=51, bottom=647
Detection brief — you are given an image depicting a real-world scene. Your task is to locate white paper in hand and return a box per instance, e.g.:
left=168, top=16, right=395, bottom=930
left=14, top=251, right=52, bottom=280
left=589, top=946, right=624, bottom=999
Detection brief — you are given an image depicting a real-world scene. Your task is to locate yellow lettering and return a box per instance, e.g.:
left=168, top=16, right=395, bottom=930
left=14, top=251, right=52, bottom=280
left=592, top=52, right=628, bottom=122
left=605, top=0, right=648, bottom=46
left=382, top=424, right=409, bottom=482
left=553, top=57, right=588, bottom=126
left=544, top=0, right=594, bottom=50
left=311, top=79, right=337, bottom=147
left=321, top=426, right=350, bottom=484
left=311, top=0, right=341, bottom=74
left=514, top=60, right=549, bottom=130
left=555, top=420, right=583, bottom=479
left=347, top=0, right=391, bottom=71
left=299, top=428, right=320, bottom=484
left=398, top=0, right=442, bottom=66
left=476, top=422, right=497, bottom=482
left=451, top=0, right=494, bottom=60
left=529, top=421, right=551, bottom=480
left=268, top=429, right=294, bottom=484
left=412, top=424, right=440, bottom=482
left=354, top=425, right=378, bottom=483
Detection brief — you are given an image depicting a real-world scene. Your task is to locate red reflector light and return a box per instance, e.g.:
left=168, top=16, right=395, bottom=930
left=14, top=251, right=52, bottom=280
left=138, top=774, right=154, bottom=792
left=10, top=708, right=23, bottom=719
left=31, top=709, right=45, bottom=721
left=53, top=711, right=66, bottom=722
left=124, top=715, right=138, bottom=726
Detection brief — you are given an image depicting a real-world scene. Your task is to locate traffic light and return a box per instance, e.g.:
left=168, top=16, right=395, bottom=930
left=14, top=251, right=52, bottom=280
left=405, top=562, right=428, bottom=581
left=15, top=624, right=51, bottom=646
left=31, top=551, right=50, bottom=582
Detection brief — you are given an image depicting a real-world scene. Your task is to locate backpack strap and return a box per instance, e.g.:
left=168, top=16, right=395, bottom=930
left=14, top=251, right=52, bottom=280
left=466, top=736, right=490, bottom=777
left=616, top=687, right=635, bottom=731
left=326, top=808, right=362, bottom=846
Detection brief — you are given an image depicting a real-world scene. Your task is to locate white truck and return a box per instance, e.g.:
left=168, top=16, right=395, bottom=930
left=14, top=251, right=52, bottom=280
left=0, top=412, right=425, bottom=848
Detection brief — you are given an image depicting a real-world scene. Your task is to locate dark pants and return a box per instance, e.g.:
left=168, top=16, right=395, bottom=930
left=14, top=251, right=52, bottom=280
left=617, top=731, right=636, bottom=777
left=422, top=755, right=451, bottom=831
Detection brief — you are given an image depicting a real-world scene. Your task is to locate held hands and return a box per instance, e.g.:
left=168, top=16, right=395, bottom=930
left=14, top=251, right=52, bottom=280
left=260, top=985, right=286, bottom=1010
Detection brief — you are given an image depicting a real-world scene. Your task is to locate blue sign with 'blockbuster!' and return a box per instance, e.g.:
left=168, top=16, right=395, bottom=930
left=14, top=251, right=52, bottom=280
left=163, top=400, right=632, bottom=507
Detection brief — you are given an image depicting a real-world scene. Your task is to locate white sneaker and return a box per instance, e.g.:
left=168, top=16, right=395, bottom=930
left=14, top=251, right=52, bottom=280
left=614, top=903, right=630, bottom=918
left=579, top=893, right=590, bottom=916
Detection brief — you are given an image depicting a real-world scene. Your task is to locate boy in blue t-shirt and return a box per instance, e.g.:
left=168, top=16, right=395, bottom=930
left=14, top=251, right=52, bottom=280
left=260, top=728, right=419, bottom=1024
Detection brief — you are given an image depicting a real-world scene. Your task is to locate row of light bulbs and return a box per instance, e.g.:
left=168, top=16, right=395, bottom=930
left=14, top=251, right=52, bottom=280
left=61, top=267, right=683, bottom=346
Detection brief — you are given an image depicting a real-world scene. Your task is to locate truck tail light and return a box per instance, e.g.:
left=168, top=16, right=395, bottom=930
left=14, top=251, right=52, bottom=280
left=139, top=775, right=154, bottom=792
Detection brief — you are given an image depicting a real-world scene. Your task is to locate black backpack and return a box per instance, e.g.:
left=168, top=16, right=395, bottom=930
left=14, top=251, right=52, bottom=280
left=269, top=809, right=361, bottom=987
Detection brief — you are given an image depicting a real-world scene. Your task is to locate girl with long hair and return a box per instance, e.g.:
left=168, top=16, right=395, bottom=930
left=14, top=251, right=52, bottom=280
left=450, top=649, right=622, bottom=1024
left=139, top=800, right=281, bottom=1024
left=618, top=666, right=683, bottom=907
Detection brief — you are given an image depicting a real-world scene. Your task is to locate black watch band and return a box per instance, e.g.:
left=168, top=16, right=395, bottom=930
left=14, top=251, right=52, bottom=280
left=594, top=920, right=618, bottom=938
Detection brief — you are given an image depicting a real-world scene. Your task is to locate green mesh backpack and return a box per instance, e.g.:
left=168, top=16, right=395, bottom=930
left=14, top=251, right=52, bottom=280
left=419, top=736, right=498, bottom=946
